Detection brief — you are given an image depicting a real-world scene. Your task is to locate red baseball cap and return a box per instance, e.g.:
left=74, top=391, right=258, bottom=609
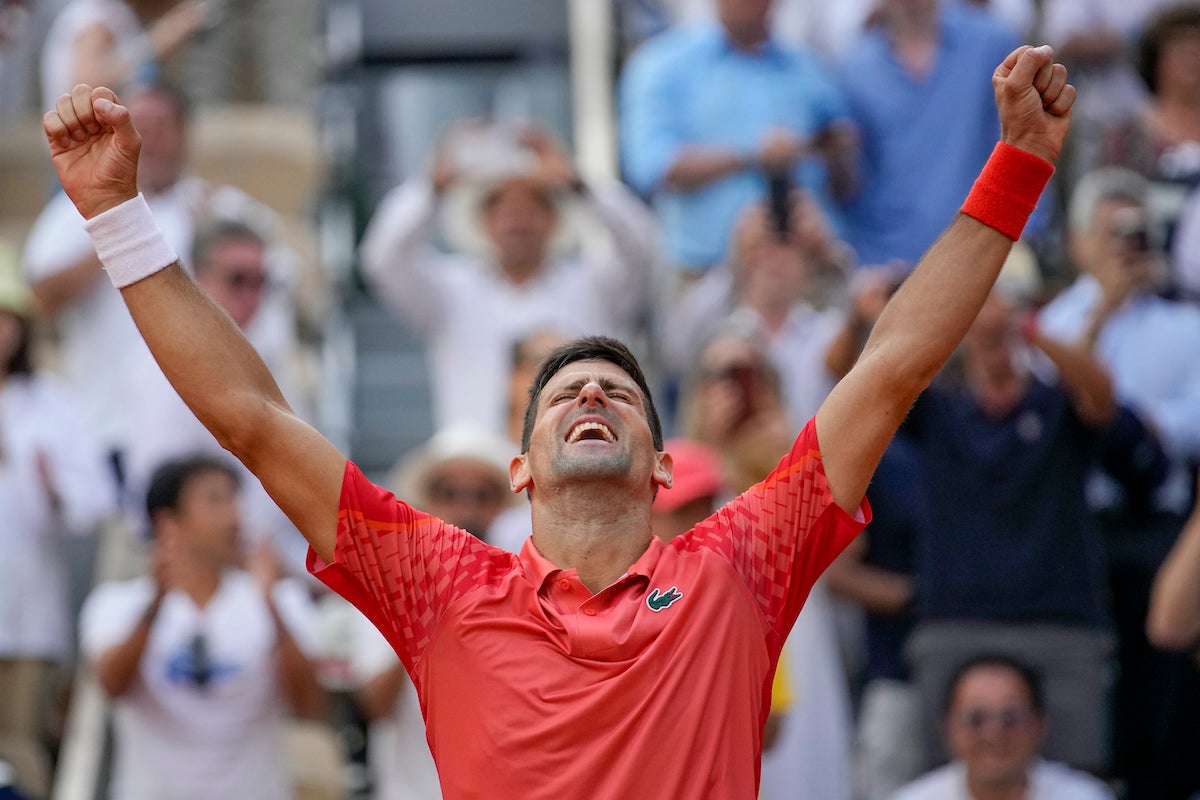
left=653, top=438, right=727, bottom=512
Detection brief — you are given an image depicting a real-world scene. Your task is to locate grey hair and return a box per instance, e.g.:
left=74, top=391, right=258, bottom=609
left=1068, top=167, right=1149, bottom=235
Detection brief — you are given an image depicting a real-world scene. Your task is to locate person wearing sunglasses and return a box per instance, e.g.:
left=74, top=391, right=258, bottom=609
left=891, top=654, right=1113, bottom=800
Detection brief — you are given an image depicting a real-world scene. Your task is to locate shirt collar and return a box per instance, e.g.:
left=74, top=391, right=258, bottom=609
left=519, top=534, right=666, bottom=593
left=704, top=22, right=787, bottom=63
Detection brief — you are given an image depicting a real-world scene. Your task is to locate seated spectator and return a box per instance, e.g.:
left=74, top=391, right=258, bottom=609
left=360, top=121, right=658, bottom=437
left=838, top=0, right=1021, bottom=266
left=890, top=654, right=1114, bottom=800
left=350, top=425, right=515, bottom=799
left=40, top=0, right=209, bottom=111
left=618, top=0, right=857, bottom=276
left=0, top=243, right=115, bottom=778
left=22, top=78, right=303, bottom=490
left=79, top=455, right=324, bottom=800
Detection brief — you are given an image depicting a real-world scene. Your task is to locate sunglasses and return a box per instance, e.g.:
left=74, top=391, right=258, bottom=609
left=220, top=270, right=268, bottom=292
left=954, top=705, right=1035, bottom=732
left=428, top=482, right=502, bottom=505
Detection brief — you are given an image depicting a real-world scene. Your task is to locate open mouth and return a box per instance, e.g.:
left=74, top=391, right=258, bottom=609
left=566, top=420, right=616, bottom=444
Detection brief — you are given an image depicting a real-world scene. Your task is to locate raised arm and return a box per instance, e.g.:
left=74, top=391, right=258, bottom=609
left=44, top=84, right=344, bottom=563
left=1147, top=479, right=1200, bottom=653
left=815, top=45, right=1074, bottom=511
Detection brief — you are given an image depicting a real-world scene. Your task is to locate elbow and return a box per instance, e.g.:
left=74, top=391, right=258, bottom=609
left=1146, top=603, right=1200, bottom=652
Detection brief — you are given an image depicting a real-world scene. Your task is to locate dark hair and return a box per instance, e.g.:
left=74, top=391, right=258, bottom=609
left=1, top=312, right=33, bottom=377
left=520, top=335, right=663, bottom=453
left=942, top=653, right=1046, bottom=717
left=145, top=454, right=240, bottom=523
left=191, top=217, right=265, bottom=274
left=1137, top=5, right=1200, bottom=94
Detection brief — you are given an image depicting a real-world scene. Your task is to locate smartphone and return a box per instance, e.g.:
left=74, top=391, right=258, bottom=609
left=766, top=169, right=793, bottom=238
left=724, top=364, right=760, bottom=428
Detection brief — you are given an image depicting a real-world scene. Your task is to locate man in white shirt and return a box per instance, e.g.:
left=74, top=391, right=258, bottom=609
left=80, top=455, right=324, bottom=800
left=359, top=122, right=659, bottom=437
left=891, top=654, right=1113, bottom=800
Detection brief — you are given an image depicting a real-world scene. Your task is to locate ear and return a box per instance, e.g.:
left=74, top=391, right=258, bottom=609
left=510, top=453, right=532, bottom=494
left=652, top=450, right=674, bottom=491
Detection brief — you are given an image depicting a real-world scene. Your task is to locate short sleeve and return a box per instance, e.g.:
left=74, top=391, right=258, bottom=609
left=270, top=578, right=321, bottom=656
left=307, top=461, right=517, bottom=669
left=79, top=579, right=155, bottom=661
left=678, top=418, right=869, bottom=640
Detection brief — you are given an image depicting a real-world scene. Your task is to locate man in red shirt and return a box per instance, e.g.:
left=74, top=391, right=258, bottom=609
left=42, top=44, right=1073, bottom=799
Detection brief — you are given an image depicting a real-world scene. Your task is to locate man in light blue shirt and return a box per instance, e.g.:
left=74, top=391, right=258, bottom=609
left=618, top=0, right=856, bottom=274
left=1038, top=165, right=1200, bottom=798
left=838, top=0, right=1020, bottom=267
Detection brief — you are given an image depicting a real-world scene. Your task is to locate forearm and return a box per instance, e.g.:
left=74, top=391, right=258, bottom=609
left=30, top=254, right=105, bottom=316
left=1032, top=331, right=1116, bottom=425
left=121, top=265, right=292, bottom=454
left=268, top=600, right=326, bottom=719
left=662, top=147, right=750, bottom=192
left=93, top=597, right=160, bottom=697
left=1147, top=508, right=1200, bottom=651
left=358, top=663, right=408, bottom=721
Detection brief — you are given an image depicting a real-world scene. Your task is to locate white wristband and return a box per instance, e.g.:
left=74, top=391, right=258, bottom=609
left=82, top=193, right=179, bottom=288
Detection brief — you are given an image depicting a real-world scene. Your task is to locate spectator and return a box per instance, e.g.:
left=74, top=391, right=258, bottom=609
left=890, top=654, right=1114, bottom=800
left=1039, top=165, right=1200, bottom=797
left=79, top=455, right=324, bottom=800
left=903, top=286, right=1117, bottom=773
left=1041, top=0, right=1175, bottom=188
left=40, top=0, right=209, bottom=111
left=663, top=194, right=851, bottom=429
left=0, top=242, right=115, bottom=772
left=838, top=0, right=1020, bottom=266
left=360, top=121, right=658, bottom=437
left=123, top=216, right=312, bottom=576
left=1092, top=5, right=1200, bottom=255
left=618, top=0, right=857, bottom=276
left=23, top=78, right=302, bottom=490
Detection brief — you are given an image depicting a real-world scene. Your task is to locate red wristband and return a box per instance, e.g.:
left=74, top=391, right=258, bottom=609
left=960, top=142, right=1054, bottom=241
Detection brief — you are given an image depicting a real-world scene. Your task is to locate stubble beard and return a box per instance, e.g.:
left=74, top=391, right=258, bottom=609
left=550, top=446, right=633, bottom=483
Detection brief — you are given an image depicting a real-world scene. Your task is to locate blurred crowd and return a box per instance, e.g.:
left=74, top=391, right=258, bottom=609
left=3, top=0, right=1200, bottom=799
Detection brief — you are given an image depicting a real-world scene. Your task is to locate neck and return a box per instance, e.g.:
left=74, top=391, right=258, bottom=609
left=966, top=771, right=1029, bottom=800
left=498, top=254, right=544, bottom=285
left=530, top=487, right=655, bottom=593
left=965, top=353, right=1029, bottom=417
left=173, top=562, right=223, bottom=607
left=724, top=24, right=769, bottom=52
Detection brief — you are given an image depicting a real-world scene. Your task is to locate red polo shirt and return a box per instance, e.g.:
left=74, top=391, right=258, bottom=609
left=310, top=419, right=868, bottom=799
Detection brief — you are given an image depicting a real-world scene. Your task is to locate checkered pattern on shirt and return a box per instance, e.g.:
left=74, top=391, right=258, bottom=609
left=675, top=418, right=863, bottom=640
left=331, top=463, right=517, bottom=665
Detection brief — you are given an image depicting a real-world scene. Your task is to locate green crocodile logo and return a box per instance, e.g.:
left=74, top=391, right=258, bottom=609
left=646, top=586, right=684, bottom=612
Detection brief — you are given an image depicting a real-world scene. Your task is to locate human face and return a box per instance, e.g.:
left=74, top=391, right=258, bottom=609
left=196, top=238, right=268, bottom=329
left=423, top=460, right=506, bottom=540
left=963, top=292, right=1017, bottom=373
left=163, top=469, right=242, bottom=568
left=945, top=666, right=1045, bottom=787
left=1077, top=199, right=1161, bottom=293
left=734, top=207, right=809, bottom=307
left=1157, top=26, right=1200, bottom=98
left=717, top=0, right=773, bottom=46
left=511, top=359, right=671, bottom=497
left=482, top=179, right=557, bottom=273
left=126, top=90, right=186, bottom=195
